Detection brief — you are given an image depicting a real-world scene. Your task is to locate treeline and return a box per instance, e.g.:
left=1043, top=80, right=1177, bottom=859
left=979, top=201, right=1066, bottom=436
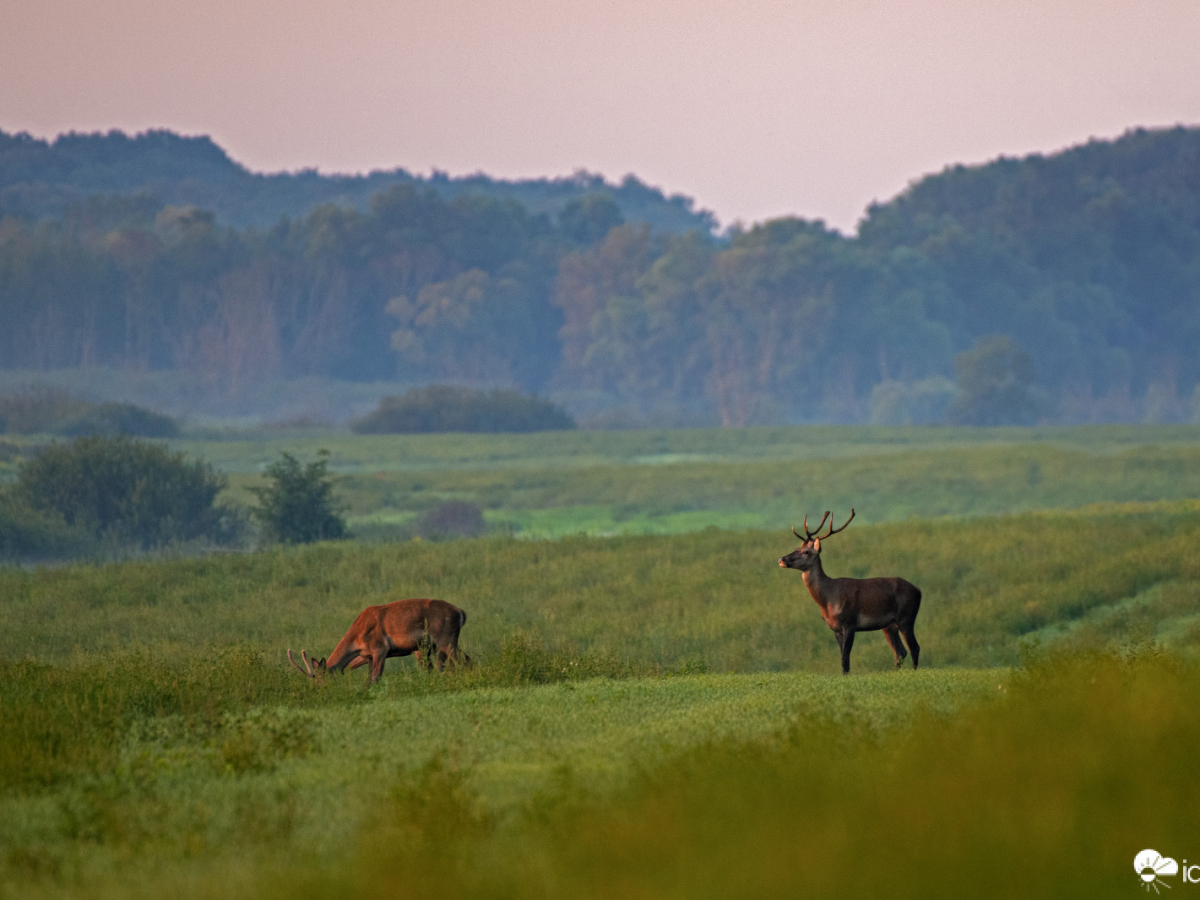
left=0, top=129, right=714, bottom=233
left=2, top=126, right=1199, bottom=424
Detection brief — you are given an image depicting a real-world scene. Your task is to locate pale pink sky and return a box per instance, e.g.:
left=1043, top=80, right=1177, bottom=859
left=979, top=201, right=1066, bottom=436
left=3, top=0, right=1199, bottom=231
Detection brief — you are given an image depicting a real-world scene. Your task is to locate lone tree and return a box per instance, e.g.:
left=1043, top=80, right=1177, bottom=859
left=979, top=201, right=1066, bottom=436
left=946, top=335, right=1044, bottom=426
left=249, top=450, right=346, bottom=544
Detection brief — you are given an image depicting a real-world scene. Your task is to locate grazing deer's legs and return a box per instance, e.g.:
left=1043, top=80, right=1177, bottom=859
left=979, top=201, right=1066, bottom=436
left=899, top=623, right=920, bottom=669
left=368, top=652, right=387, bottom=684
left=435, top=637, right=465, bottom=670
left=345, top=656, right=369, bottom=671
left=883, top=625, right=908, bottom=668
left=839, top=629, right=856, bottom=674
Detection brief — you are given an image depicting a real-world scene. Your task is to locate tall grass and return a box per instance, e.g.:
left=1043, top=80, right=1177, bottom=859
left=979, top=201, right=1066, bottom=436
left=2, top=506, right=1198, bottom=898
left=289, top=648, right=1198, bottom=900
left=0, top=649, right=367, bottom=791
left=5, top=651, right=1188, bottom=899
left=3, top=504, right=1199, bottom=673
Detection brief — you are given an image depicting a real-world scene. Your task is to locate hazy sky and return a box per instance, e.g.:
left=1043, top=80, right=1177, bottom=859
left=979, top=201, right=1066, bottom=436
left=3, top=0, right=1199, bottom=231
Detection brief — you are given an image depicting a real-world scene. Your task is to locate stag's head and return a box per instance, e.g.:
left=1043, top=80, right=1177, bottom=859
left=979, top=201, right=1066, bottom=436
left=778, top=509, right=855, bottom=570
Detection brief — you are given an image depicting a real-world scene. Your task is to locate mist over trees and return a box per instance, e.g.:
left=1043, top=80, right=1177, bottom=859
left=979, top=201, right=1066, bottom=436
left=1, top=125, right=1199, bottom=425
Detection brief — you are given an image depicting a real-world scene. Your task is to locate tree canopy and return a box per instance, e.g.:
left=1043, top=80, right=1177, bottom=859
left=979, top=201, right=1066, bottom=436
left=3, top=125, right=1200, bottom=425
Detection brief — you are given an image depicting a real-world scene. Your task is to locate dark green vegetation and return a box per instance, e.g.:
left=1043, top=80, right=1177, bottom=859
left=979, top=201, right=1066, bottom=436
left=946, top=335, right=1045, bottom=426
left=247, top=451, right=345, bottom=545
left=0, top=128, right=712, bottom=232
left=0, top=504, right=1198, bottom=897
left=352, top=385, right=575, bottom=434
left=3, top=127, right=1200, bottom=424
left=1, top=435, right=238, bottom=558
left=0, top=493, right=91, bottom=561
left=0, top=389, right=177, bottom=437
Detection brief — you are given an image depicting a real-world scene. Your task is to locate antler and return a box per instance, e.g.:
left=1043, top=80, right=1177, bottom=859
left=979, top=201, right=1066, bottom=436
left=791, top=511, right=830, bottom=542
left=820, top=508, right=856, bottom=539
left=287, top=648, right=315, bottom=678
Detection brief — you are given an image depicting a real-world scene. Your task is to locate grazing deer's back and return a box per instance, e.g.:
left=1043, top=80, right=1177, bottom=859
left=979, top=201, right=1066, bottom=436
left=377, top=598, right=465, bottom=638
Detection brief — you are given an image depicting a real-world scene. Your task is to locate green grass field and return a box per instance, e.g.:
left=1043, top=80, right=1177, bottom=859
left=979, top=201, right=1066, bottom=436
left=174, top=423, right=1200, bottom=538
left=3, top=425, right=1200, bottom=898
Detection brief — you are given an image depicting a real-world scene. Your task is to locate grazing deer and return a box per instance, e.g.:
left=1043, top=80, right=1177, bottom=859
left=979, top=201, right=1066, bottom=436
left=778, top=510, right=921, bottom=674
left=288, top=598, right=469, bottom=684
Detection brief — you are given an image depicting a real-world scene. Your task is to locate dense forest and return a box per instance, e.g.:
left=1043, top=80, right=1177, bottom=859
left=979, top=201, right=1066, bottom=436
left=1, top=125, right=1198, bottom=425
left=0, top=129, right=714, bottom=233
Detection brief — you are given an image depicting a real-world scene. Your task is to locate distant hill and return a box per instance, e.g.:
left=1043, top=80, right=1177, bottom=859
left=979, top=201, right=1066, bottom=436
left=0, top=128, right=716, bottom=234
left=855, top=125, right=1200, bottom=412
left=2, top=125, right=1198, bottom=426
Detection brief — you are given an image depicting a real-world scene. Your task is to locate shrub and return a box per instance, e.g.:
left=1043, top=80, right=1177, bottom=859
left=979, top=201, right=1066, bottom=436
left=0, top=494, right=94, bottom=561
left=58, top=402, right=179, bottom=438
left=0, top=388, right=92, bottom=434
left=0, top=389, right=178, bottom=437
left=248, top=451, right=346, bottom=544
left=352, top=385, right=575, bottom=434
left=13, top=435, right=237, bottom=549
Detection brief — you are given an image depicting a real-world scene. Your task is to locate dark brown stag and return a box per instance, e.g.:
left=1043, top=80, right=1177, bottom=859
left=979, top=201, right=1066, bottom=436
left=778, top=510, right=921, bottom=674
left=288, top=598, right=469, bottom=684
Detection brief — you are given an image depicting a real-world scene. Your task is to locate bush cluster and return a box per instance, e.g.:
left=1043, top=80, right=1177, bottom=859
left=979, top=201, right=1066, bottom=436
left=0, top=389, right=178, bottom=437
left=352, top=385, right=575, bottom=434
left=0, top=494, right=94, bottom=561
left=10, top=434, right=238, bottom=550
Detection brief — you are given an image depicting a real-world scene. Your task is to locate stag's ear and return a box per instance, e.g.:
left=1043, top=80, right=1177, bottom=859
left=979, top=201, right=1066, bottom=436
left=813, top=538, right=821, bottom=553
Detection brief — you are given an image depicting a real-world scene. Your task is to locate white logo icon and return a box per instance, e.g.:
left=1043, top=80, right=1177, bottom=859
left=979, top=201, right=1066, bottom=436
left=1136, top=850, right=1179, bottom=893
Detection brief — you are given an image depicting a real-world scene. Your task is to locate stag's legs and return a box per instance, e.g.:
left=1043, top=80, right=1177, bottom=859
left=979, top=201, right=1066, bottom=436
left=899, top=623, right=920, bottom=669
left=838, top=629, right=856, bottom=674
left=883, top=626, right=908, bottom=669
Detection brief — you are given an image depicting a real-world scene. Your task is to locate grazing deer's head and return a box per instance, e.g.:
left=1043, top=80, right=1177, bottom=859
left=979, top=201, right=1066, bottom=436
left=778, top=509, right=854, bottom=570
left=287, top=649, right=329, bottom=679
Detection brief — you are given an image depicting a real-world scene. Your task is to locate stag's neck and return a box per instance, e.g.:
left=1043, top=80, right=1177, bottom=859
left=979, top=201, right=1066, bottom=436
left=801, top=559, right=833, bottom=609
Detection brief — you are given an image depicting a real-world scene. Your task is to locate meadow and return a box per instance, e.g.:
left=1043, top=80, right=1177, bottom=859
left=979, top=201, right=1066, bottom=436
left=176, top=423, right=1200, bottom=537
left=2, top=425, right=1200, bottom=897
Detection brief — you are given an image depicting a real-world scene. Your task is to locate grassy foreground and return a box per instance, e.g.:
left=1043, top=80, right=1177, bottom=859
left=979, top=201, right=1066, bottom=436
left=2, top=656, right=1192, bottom=899
left=3, top=504, right=1199, bottom=897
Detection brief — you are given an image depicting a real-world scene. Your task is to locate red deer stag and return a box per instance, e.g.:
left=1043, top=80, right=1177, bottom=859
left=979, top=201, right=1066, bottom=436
left=778, top=510, right=921, bottom=674
left=288, top=598, right=469, bottom=684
